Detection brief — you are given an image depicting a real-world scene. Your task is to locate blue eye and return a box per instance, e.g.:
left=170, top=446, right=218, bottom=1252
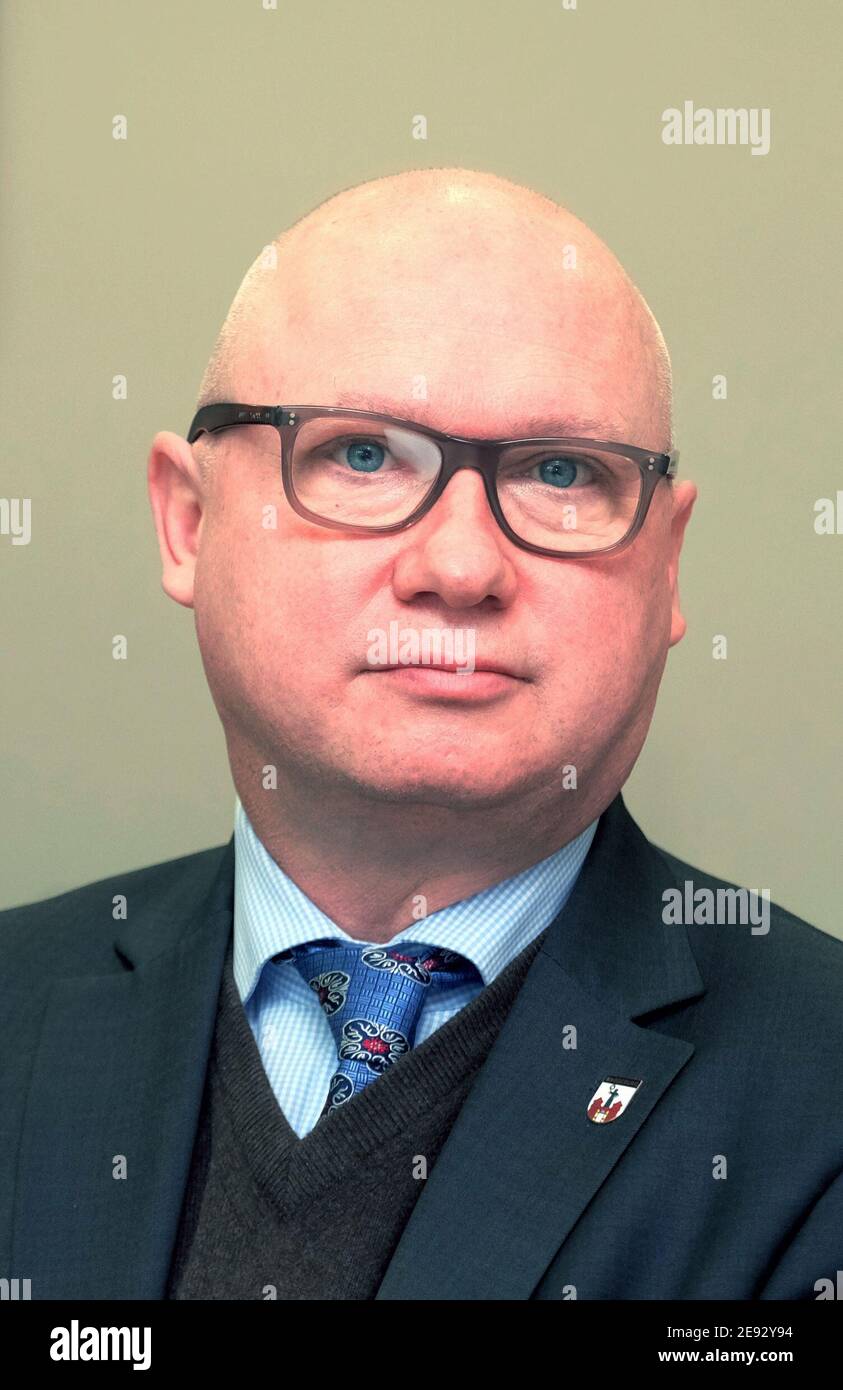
left=344, top=440, right=385, bottom=472
left=538, top=457, right=579, bottom=488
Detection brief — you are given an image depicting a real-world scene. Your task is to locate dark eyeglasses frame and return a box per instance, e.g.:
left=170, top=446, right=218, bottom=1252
left=186, top=403, right=679, bottom=559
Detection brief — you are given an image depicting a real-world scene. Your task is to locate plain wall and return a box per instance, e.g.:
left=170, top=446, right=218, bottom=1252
left=2, top=0, right=841, bottom=935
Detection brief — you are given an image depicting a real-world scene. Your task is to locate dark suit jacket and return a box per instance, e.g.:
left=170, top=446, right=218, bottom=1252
left=2, top=793, right=841, bottom=1300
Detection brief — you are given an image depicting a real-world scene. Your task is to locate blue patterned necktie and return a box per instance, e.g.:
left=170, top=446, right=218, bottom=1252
left=281, top=940, right=481, bottom=1118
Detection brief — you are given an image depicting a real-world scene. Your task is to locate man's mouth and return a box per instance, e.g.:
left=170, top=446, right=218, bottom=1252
left=359, top=662, right=526, bottom=702
left=374, top=661, right=523, bottom=677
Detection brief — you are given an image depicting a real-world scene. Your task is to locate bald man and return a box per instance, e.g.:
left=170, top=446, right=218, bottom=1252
left=2, top=169, right=842, bottom=1303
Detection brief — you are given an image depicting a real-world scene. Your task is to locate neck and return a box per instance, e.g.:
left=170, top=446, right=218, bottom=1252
left=229, top=745, right=618, bottom=943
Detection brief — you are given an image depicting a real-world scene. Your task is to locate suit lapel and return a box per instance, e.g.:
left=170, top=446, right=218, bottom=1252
left=13, top=797, right=702, bottom=1300
left=377, top=795, right=705, bottom=1300
left=12, top=839, right=235, bottom=1299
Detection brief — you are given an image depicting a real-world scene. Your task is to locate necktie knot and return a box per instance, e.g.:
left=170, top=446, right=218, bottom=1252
left=282, top=939, right=479, bottom=1117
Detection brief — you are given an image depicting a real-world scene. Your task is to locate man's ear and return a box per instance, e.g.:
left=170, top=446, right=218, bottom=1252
left=147, top=430, right=205, bottom=609
left=666, top=479, right=697, bottom=648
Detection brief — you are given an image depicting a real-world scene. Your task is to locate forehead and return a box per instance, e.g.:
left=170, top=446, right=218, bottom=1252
left=327, top=391, right=634, bottom=443
left=244, top=233, right=660, bottom=442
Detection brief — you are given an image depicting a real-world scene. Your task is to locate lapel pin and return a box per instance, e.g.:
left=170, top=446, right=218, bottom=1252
left=587, top=1075, right=643, bottom=1124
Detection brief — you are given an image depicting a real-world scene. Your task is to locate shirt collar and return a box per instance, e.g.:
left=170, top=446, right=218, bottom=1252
left=233, top=796, right=599, bottom=1003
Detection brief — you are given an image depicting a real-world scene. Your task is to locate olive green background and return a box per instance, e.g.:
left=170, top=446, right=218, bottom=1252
left=2, top=0, right=841, bottom=935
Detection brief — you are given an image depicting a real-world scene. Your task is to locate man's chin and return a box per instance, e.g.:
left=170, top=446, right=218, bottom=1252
left=340, top=759, right=546, bottom=811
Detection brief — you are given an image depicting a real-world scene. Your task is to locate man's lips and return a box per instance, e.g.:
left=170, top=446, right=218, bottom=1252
left=357, top=662, right=528, bottom=702
left=366, top=661, right=525, bottom=677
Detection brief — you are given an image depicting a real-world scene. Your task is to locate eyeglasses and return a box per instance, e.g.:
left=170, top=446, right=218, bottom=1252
left=186, top=403, right=679, bottom=559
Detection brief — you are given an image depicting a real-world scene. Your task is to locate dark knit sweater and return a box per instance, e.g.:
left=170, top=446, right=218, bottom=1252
left=166, top=926, right=546, bottom=1300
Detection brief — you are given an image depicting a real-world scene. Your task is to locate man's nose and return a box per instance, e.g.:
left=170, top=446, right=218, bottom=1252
left=390, top=468, right=519, bottom=610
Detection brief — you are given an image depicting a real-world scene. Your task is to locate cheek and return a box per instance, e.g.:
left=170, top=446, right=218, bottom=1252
left=195, top=510, right=266, bottom=637
left=194, top=506, right=366, bottom=695
left=193, top=503, right=293, bottom=697
left=532, top=560, right=669, bottom=709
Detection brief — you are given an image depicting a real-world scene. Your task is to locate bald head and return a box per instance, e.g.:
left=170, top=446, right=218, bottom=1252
left=195, top=167, right=672, bottom=469
left=151, top=165, right=695, bottom=855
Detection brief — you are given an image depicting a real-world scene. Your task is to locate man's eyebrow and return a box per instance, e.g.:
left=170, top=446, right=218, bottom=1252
left=328, top=393, right=629, bottom=441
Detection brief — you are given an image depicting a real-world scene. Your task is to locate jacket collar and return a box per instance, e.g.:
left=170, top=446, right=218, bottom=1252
left=12, top=841, right=235, bottom=1299
left=12, top=791, right=704, bottom=1299
left=375, top=792, right=705, bottom=1299
left=539, top=790, right=704, bottom=1020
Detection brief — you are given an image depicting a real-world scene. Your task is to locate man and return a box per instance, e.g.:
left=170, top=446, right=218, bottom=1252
left=2, top=168, right=841, bottom=1301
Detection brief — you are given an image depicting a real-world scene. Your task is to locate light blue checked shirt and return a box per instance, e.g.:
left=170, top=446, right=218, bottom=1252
left=232, top=796, right=599, bottom=1136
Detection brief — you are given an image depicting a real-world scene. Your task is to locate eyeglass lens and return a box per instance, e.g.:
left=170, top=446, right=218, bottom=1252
left=289, top=415, right=644, bottom=551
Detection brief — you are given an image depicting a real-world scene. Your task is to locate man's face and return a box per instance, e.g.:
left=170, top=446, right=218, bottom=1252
left=152, top=212, right=695, bottom=812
